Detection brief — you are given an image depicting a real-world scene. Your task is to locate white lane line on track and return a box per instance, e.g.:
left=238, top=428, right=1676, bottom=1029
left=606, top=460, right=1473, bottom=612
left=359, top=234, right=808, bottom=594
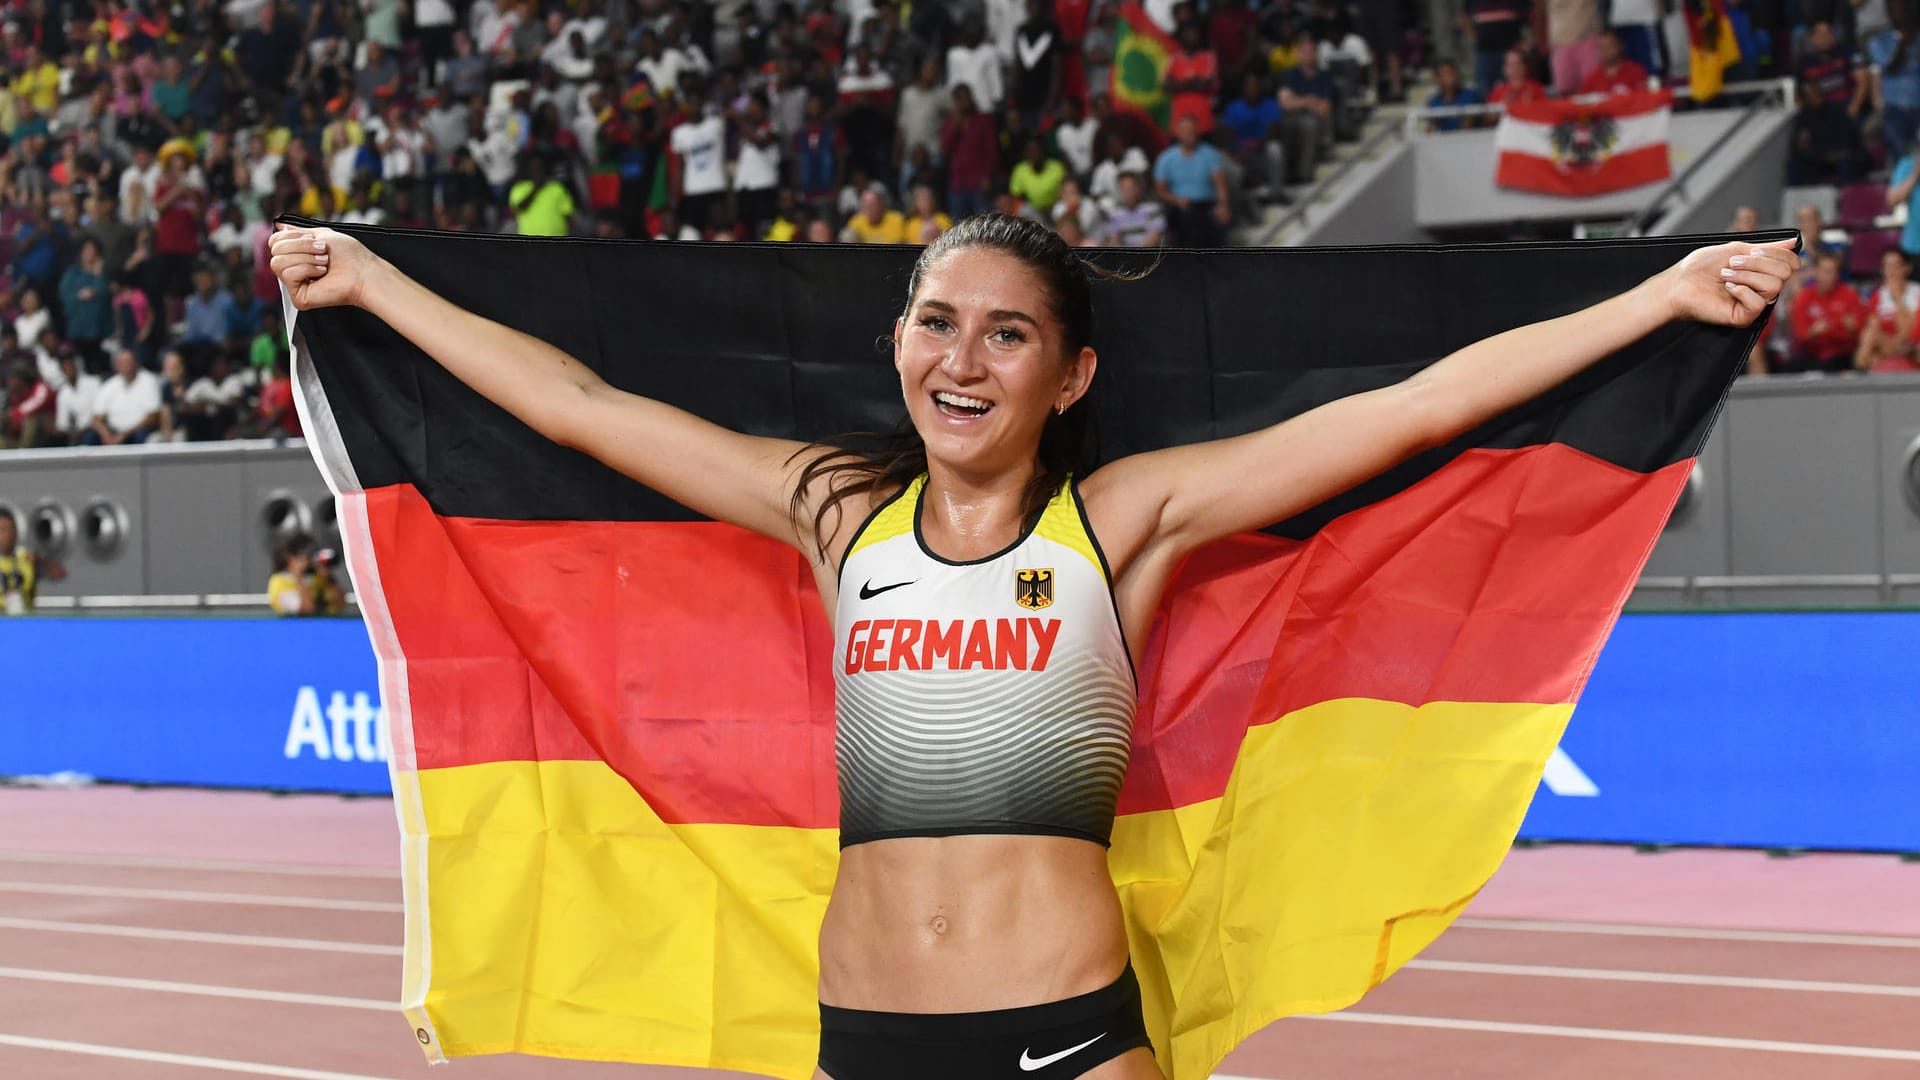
left=0, top=881, right=402, bottom=912
left=1454, top=917, right=1920, bottom=949
left=0, top=850, right=398, bottom=879
left=1405, top=958, right=1920, bottom=996
left=1303, top=1012, right=1920, bottom=1061
left=0, top=1032, right=405, bottom=1079
left=0, top=967, right=393, bottom=1012
left=0, top=916, right=401, bottom=956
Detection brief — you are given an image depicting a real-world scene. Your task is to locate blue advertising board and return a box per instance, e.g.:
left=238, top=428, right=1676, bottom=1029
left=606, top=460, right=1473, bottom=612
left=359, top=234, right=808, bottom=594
left=0, top=618, right=390, bottom=794
left=1, top=613, right=1915, bottom=850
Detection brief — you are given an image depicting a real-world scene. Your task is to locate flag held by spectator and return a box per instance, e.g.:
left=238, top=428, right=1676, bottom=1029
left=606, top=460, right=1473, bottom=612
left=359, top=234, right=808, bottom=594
left=1494, top=90, right=1674, bottom=197
left=1684, top=0, right=1744, bottom=102
left=1110, top=3, right=1176, bottom=130
left=288, top=223, right=1773, bottom=1080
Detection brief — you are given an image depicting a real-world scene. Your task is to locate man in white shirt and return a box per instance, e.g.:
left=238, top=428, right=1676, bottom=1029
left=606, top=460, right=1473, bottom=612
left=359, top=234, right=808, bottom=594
left=895, top=58, right=950, bottom=168
left=52, top=350, right=100, bottom=444
left=1054, top=97, right=1099, bottom=178
left=118, top=145, right=160, bottom=225
left=85, top=346, right=160, bottom=445
left=947, top=17, right=1005, bottom=113
left=670, top=102, right=729, bottom=233
left=731, top=93, right=783, bottom=233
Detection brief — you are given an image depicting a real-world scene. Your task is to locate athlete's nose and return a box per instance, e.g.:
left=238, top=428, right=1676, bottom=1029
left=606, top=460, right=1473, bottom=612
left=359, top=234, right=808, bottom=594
left=940, top=338, right=988, bottom=382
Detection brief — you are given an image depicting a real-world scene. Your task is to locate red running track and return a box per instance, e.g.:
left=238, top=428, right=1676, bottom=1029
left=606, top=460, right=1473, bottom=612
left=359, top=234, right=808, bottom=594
left=0, top=787, right=1915, bottom=1079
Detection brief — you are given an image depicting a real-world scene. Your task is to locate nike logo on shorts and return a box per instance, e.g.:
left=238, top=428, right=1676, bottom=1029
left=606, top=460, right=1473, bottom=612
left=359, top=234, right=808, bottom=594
left=1018, top=1032, right=1105, bottom=1072
left=858, top=579, right=915, bottom=600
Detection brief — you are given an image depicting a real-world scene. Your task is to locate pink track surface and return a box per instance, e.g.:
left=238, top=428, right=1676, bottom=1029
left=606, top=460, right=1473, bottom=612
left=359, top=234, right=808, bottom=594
left=0, top=787, right=1916, bottom=1079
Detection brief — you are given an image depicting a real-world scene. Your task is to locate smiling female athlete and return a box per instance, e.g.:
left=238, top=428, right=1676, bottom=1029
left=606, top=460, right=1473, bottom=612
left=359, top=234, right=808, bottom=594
left=272, top=216, right=1794, bottom=1080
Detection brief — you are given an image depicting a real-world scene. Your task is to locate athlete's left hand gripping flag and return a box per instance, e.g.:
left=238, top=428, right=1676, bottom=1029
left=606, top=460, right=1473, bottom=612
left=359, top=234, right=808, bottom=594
left=286, top=222, right=1774, bottom=1079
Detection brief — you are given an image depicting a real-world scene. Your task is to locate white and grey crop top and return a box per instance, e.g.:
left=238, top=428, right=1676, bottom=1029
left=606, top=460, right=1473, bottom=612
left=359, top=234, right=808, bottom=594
left=832, top=474, right=1137, bottom=848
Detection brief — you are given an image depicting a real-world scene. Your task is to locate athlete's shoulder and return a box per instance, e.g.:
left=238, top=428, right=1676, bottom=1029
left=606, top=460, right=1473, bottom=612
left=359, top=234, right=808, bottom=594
left=833, top=475, right=919, bottom=572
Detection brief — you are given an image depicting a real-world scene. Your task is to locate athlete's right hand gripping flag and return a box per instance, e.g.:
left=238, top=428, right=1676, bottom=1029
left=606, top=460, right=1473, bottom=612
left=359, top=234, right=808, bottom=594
left=288, top=228, right=1778, bottom=1079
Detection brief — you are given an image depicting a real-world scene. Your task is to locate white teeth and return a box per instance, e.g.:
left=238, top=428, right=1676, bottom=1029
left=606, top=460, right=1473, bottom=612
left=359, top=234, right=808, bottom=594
left=934, top=391, right=994, bottom=410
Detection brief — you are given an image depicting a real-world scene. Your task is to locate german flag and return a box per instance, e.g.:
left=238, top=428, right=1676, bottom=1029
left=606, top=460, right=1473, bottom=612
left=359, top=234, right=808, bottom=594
left=1684, top=0, right=1744, bottom=102
left=288, top=224, right=1777, bottom=1079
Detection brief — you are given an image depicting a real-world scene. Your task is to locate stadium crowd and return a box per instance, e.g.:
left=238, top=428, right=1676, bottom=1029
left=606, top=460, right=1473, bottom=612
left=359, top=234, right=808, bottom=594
left=5, top=0, right=1918, bottom=453
left=0, top=0, right=1413, bottom=450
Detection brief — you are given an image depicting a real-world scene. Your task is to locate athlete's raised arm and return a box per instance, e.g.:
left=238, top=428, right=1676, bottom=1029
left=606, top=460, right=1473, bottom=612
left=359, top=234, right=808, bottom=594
left=1084, top=238, right=1798, bottom=604
left=271, top=225, right=812, bottom=549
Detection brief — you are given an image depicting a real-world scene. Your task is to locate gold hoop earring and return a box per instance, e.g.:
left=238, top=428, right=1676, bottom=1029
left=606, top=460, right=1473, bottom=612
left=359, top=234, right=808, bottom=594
left=1056, top=402, right=1068, bottom=416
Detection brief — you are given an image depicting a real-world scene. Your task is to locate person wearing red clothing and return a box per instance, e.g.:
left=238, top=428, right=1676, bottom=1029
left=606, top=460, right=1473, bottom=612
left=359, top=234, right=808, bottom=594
left=1787, top=251, right=1866, bottom=373
left=1488, top=49, right=1549, bottom=106
left=1165, top=22, right=1220, bottom=135
left=1577, top=31, right=1649, bottom=96
left=941, top=85, right=1001, bottom=220
left=151, top=148, right=206, bottom=301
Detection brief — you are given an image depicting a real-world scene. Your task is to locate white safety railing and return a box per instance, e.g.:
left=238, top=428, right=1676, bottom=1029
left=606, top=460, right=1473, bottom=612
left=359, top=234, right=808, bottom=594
left=1404, top=77, right=1796, bottom=138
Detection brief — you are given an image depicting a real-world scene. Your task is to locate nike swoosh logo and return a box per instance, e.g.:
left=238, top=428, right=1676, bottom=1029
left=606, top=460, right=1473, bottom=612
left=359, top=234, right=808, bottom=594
left=1019, top=1032, right=1105, bottom=1072
left=858, top=579, right=915, bottom=600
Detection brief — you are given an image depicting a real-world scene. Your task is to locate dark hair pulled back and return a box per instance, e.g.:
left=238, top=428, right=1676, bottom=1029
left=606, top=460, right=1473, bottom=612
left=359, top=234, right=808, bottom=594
left=789, top=213, right=1142, bottom=562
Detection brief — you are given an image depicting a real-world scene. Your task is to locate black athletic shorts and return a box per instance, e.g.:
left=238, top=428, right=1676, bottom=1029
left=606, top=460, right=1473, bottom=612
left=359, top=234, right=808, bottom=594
left=817, top=964, right=1154, bottom=1080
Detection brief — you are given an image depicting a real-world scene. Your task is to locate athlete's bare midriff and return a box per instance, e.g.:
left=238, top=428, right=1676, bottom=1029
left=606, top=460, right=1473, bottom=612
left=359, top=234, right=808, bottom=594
left=817, top=834, right=1129, bottom=1014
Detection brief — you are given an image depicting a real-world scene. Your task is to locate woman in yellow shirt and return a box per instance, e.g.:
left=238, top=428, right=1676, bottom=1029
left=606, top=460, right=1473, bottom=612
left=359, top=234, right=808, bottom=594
left=902, top=184, right=952, bottom=245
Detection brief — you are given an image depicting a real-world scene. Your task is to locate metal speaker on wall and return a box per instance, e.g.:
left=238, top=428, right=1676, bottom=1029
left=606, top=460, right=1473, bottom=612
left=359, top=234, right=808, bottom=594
left=80, top=498, right=132, bottom=561
left=310, top=496, right=341, bottom=553
left=28, top=500, right=75, bottom=559
left=260, top=489, right=313, bottom=555
left=1903, top=434, right=1920, bottom=520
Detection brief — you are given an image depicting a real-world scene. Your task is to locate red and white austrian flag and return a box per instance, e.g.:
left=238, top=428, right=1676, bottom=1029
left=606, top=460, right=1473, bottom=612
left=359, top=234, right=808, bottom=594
left=1495, top=90, right=1673, bottom=197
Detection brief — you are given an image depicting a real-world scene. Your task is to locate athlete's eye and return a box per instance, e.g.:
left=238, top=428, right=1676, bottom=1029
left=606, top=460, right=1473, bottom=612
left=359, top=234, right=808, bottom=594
left=992, top=327, right=1027, bottom=344
left=919, top=315, right=952, bottom=333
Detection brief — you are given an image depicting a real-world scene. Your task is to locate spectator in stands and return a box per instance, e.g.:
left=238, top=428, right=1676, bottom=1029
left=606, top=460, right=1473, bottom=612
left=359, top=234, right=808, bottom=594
left=1425, top=59, right=1485, bottom=132
left=52, top=348, right=101, bottom=447
left=1578, top=30, right=1651, bottom=94
left=734, top=94, right=785, bottom=237
left=9, top=287, right=50, bottom=353
left=1012, top=0, right=1063, bottom=129
left=152, top=145, right=207, bottom=302
left=509, top=154, right=577, bottom=237
left=1051, top=176, right=1106, bottom=240
left=905, top=184, right=953, bottom=243
left=1154, top=115, right=1231, bottom=247
left=1489, top=47, right=1549, bottom=105
left=1167, top=22, right=1222, bottom=136
left=1792, top=80, right=1866, bottom=184
left=268, top=533, right=344, bottom=617
left=57, top=239, right=112, bottom=373
left=182, top=265, right=237, bottom=366
left=948, top=16, right=1006, bottom=114
left=1279, top=38, right=1336, bottom=173
left=1, top=363, right=54, bottom=450
left=1888, top=130, right=1920, bottom=257
left=0, top=511, right=63, bottom=616
left=1605, top=0, right=1661, bottom=75
left=1221, top=71, right=1287, bottom=199
left=846, top=188, right=908, bottom=242
left=1730, top=205, right=1761, bottom=232
left=1788, top=250, right=1867, bottom=372
left=895, top=59, right=950, bottom=187
left=86, top=346, right=163, bottom=446
left=157, top=349, right=197, bottom=442
left=1009, top=136, right=1069, bottom=215
left=943, top=84, right=1001, bottom=220
left=840, top=43, right=899, bottom=181
left=1054, top=96, right=1100, bottom=178
left=1545, top=0, right=1605, bottom=96
left=176, top=352, right=247, bottom=443
left=1106, top=171, right=1167, bottom=247
left=1869, top=4, right=1920, bottom=164
left=795, top=91, right=848, bottom=209
left=1798, top=21, right=1869, bottom=120
left=672, top=94, right=730, bottom=234
left=1855, top=248, right=1920, bottom=370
